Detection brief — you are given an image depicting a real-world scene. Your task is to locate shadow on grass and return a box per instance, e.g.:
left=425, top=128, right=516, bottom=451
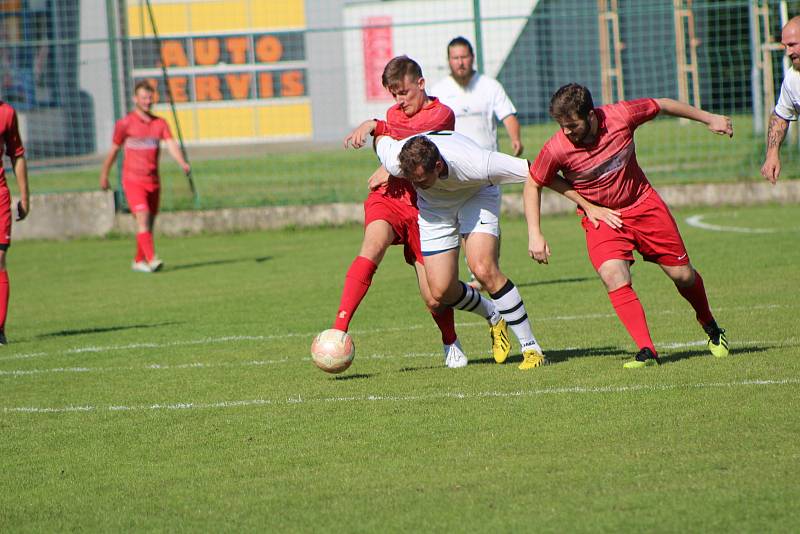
left=37, top=322, right=181, bottom=339
left=661, top=346, right=769, bottom=365
left=469, top=345, right=622, bottom=366
left=515, top=276, right=593, bottom=289
left=165, top=256, right=272, bottom=272
left=333, top=373, right=373, bottom=380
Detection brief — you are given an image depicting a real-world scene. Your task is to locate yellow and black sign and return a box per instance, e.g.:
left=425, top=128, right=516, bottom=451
left=128, top=0, right=311, bottom=142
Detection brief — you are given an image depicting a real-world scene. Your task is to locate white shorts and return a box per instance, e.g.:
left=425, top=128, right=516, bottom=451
left=418, top=185, right=500, bottom=255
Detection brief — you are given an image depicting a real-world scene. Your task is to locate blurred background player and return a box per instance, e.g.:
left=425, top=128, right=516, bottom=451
left=0, top=98, right=30, bottom=345
left=761, top=16, right=800, bottom=184
left=430, top=36, right=523, bottom=290
left=527, top=83, right=731, bottom=368
left=99, top=81, right=190, bottom=273
left=340, top=56, right=507, bottom=369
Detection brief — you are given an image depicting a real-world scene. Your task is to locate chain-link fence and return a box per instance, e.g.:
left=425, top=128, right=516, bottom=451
left=2, top=0, right=798, bottom=211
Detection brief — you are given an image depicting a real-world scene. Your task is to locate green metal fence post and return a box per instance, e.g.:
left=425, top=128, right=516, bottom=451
left=472, top=0, right=484, bottom=73
left=106, top=0, right=125, bottom=211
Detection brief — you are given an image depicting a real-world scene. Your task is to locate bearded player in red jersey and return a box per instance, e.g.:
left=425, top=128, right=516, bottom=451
left=526, top=83, right=731, bottom=368
left=99, top=81, right=190, bottom=273
left=339, top=56, right=510, bottom=369
left=0, top=100, right=30, bottom=345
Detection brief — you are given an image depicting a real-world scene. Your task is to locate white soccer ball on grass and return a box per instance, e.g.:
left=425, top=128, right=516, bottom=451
left=310, top=329, right=354, bottom=374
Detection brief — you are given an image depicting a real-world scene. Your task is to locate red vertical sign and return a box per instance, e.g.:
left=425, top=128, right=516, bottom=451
left=362, top=16, right=393, bottom=101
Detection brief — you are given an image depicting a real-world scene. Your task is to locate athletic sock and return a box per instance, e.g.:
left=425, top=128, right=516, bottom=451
left=608, top=284, right=656, bottom=353
left=0, top=270, right=8, bottom=331
left=431, top=307, right=457, bottom=345
left=451, top=281, right=498, bottom=323
left=333, top=256, right=378, bottom=332
left=676, top=270, right=715, bottom=326
left=136, top=232, right=155, bottom=262
left=490, top=279, right=538, bottom=349
left=134, top=240, right=145, bottom=263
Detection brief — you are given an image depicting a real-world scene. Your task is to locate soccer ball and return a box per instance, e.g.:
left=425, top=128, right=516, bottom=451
left=311, top=329, right=354, bottom=374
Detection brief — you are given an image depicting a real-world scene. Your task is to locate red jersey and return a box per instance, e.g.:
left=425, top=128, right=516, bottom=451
left=374, top=97, right=455, bottom=204
left=113, top=111, right=173, bottom=183
left=529, top=98, right=661, bottom=210
left=0, top=102, right=24, bottom=186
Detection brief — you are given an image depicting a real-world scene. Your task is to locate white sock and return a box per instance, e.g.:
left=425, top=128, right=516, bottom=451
left=490, top=280, right=538, bottom=348
left=451, top=281, right=499, bottom=323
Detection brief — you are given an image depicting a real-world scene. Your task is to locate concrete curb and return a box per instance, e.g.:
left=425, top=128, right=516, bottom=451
left=11, top=181, right=800, bottom=240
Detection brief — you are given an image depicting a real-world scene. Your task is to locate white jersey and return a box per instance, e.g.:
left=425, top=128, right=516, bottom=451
left=430, top=73, right=517, bottom=151
left=775, top=67, right=800, bottom=121
left=375, top=131, right=528, bottom=205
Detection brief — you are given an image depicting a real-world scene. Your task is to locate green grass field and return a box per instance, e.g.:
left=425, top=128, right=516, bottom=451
left=27, top=114, right=799, bottom=211
left=2, top=204, right=799, bottom=531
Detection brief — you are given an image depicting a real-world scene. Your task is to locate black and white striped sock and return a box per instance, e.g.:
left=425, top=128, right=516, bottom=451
left=490, top=279, right=539, bottom=350
left=451, top=281, right=499, bottom=324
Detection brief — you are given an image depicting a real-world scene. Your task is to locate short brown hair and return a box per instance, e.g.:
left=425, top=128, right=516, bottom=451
left=382, top=56, right=423, bottom=92
left=398, top=136, right=440, bottom=180
left=447, top=36, right=474, bottom=57
left=549, top=83, right=594, bottom=120
left=134, top=80, right=155, bottom=94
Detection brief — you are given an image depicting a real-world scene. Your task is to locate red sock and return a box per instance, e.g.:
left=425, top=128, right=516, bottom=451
left=134, top=240, right=145, bottom=262
left=431, top=307, right=457, bottom=345
left=676, top=270, right=714, bottom=326
left=136, top=232, right=155, bottom=262
left=333, top=256, right=378, bottom=332
left=0, top=270, right=8, bottom=331
left=608, top=284, right=655, bottom=353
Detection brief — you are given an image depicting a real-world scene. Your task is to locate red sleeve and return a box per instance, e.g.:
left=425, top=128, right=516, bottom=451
left=3, top=107, right=24, bottom=158
left=374, top=119, right=389, bottom=137
left=112, top=118, right=127, bottom=145
left=621, top=98, right=660, bottom=129
left=528, top=142, right=560, bottom=187
left=160, top=119, right=173, bottom=140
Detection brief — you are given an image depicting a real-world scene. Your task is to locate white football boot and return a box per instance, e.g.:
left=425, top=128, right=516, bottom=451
left=444, top=339, right=468, bottom=369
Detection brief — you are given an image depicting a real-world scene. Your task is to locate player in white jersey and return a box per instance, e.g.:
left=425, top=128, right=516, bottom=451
left=762, top=16, right=800, bottom=184
left=430, top=36, right=523, bottom=155
left=374, top=131, right=618, bottom=369
left=430, top=36, right=523, bottom=289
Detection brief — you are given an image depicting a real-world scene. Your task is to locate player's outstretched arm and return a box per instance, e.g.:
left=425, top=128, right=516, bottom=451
left=523, top=179, right=550, bottom=264
left=655, top=98, right=733, bottom=137
left=165, top=139, right=191, bottom=174
left=761, top=112, right=789, bottom=184
left=11, top=155, right=29, bottom=221
left=548, top=174, right=623, bottom=229
left=344, top=120, right=378, bottom=149
left=99, top=143, right=121, bottom=191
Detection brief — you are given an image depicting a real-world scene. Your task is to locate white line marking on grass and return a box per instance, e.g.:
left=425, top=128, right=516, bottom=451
left=0, top=303, right=791, bottom=364
left=685, top=214, right=778, bottom=234
left=4, top=378, right=799, bottom=415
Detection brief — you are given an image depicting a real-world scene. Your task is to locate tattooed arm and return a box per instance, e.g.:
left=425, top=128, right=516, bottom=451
left=761, top=112, right=790, bottom=184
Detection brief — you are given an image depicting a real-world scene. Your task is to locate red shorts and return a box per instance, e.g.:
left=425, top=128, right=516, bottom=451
left=581, top=190, right=689, bottom=270
left=123, top=179, right=160, bottom=214
left=0, top=185, right=11, bottom=248
left=363, top=190, right=423, bottom=265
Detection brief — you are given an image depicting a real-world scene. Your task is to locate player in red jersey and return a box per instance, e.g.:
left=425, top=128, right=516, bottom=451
left=99, top=81, right=190, bottom=273
left=339, top=56, right=508, bottom=369
left=0, top=100, right=30, bottom=345
left=526, top=83, right=732, bottom=368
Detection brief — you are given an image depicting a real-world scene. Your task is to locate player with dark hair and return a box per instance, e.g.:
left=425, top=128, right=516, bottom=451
left=341, top=55, right=509, bottom=369
left=100, top=81, right=190, bottom=273
left=0, top=99, right=30, bottom=345
left=526, top=83, right=732, bottom=368
left=374, top=130, right=621, bottom=369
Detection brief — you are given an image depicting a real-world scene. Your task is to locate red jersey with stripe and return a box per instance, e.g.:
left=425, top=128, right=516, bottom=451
left=0, top=102, right=25, bottom=186
left=373, top=97, right=455, bottom=205
left=529, top=98, right=661, bottom=210
left=113, top=111, right=173, bottom=184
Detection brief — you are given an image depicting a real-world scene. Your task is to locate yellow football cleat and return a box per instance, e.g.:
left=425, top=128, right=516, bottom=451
left=489, top=319, right=511, bottom=363
left=623, top=347, right=660, bottom=369
left=704, top=321, right=729, bottom=358
left=518, top=348, right=548, bottom=370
